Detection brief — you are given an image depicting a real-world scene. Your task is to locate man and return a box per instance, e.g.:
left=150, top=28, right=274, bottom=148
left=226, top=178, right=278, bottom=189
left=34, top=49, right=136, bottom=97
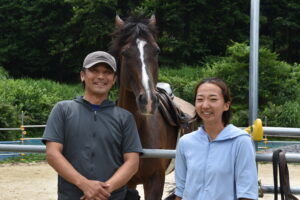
left=43, top=51, right=143, bottom=200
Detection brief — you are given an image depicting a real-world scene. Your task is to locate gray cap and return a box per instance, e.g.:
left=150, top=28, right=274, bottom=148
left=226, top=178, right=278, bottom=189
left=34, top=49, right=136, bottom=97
left=83, top=51, right=117, bottom=72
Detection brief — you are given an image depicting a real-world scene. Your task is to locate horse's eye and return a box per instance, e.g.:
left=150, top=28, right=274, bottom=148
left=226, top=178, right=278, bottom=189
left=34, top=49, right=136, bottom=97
left=121, top=48, right=130, bottom=57
left=121, top=50, right=127, bottom=57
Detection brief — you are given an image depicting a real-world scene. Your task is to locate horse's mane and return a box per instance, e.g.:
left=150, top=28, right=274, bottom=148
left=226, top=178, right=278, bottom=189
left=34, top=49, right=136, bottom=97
left=109, top=15, right=158, bottom=85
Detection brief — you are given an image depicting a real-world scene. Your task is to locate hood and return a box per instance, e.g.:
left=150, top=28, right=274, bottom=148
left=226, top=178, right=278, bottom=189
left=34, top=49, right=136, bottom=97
left=74, top=96, right=115, bottom=111
left=215, top=124, right=250, bottom=141
left=199, top=124, right=250, bottom=142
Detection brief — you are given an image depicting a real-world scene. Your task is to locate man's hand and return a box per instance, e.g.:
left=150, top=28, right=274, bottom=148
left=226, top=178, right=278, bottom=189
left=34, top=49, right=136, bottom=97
left=79, top=179, right=111, bottom=200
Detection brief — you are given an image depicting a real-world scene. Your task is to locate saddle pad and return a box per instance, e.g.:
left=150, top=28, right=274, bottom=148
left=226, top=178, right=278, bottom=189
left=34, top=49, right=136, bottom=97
left=173, top=96, right=195, bottom=117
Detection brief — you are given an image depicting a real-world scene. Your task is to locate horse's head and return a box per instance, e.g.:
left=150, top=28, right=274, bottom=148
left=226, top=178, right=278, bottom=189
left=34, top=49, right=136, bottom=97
left=110, top=15, right=160, bottom=115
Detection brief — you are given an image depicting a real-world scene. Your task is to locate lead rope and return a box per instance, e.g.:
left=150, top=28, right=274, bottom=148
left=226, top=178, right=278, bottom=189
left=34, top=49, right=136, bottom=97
left=273, top=149, right=282, bottom=200
left=279, top=152, right=299, bottom=200
left=273, top=149, right=299, bottom=200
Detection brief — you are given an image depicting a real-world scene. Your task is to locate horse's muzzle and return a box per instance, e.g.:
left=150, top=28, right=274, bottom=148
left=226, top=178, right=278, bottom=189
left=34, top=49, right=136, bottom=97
left=137, top=92, right=159, bottom=115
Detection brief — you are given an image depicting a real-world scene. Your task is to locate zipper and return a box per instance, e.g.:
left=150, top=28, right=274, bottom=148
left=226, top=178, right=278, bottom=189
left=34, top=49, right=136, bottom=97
left=202, top=141, right=211, bottom=197
left=94, top=111, right=97, bottom=121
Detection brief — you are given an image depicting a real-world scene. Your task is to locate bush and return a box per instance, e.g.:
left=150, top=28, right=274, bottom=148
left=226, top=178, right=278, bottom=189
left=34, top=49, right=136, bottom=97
left=202, top=42, right=300, bottom=126
left=204, top=42, right=298, bottom=104
left=0, top=77, right=122, bottom=140
left=1, top=42, right=299, bottom=140
left=0, top=102, right=20, bottom=140
left=0, top=66, right=9, bottom=80
left=261, top=102, right=300, bottom=127
left=159, top=65, right=205, bottom=103
left=0, top=78, right=83, bottom=138
left=231, top=108, right=249, bottom=127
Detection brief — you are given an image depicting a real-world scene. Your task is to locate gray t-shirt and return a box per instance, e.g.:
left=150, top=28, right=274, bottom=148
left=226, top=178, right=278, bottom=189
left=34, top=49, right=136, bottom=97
left=43, top=97, right=143, bottom=200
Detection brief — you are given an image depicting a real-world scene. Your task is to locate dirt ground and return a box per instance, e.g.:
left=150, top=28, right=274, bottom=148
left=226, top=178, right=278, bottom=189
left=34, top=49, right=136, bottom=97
left=0, top=162, right=299, bottom=200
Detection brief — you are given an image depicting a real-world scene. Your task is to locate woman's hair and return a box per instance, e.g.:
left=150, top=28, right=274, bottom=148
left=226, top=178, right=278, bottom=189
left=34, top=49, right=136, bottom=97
left=194, top=77, right=232, bottom=125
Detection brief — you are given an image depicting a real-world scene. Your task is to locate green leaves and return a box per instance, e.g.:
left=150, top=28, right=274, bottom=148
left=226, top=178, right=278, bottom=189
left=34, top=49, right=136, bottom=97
left=0, top=78, right=83, bottom=140
left=262, top=102, right=300, bottom=127
left=1, top=0, right=300, bottom=81
left=0, top=67, right=9, bottom=80
left=200, top=42, right=300, bottom=126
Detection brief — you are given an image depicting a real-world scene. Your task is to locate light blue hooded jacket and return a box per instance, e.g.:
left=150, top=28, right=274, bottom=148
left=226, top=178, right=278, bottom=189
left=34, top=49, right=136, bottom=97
left=175, top=124, right=258, bottom=200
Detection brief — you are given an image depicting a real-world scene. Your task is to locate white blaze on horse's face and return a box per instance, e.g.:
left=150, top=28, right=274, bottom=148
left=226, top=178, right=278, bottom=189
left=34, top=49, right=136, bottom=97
left=137, top=38, right=153, bottom=114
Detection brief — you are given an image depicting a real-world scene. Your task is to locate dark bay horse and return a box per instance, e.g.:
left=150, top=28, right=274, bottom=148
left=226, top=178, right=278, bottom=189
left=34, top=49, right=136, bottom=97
left=109, top=15, right=181, bottom=200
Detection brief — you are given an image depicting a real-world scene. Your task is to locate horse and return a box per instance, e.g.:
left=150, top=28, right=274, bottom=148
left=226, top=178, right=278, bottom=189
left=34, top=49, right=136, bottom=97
left=109, top=15, right=195, bottom=200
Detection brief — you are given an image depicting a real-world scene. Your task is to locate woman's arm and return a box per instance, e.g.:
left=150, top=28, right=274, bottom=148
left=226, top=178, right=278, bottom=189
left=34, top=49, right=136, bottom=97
left=235, top=136, right=258, bottom=200
left=175, top=140, right=187, bottom=199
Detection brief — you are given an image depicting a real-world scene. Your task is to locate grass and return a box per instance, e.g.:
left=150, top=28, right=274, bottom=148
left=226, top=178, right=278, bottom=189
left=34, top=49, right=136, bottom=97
left=0, top=153, right=46, bottom=164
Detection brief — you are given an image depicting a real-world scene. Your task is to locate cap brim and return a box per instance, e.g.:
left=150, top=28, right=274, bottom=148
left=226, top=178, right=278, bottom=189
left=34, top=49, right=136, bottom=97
left=84, top=61, right=116, bottom=72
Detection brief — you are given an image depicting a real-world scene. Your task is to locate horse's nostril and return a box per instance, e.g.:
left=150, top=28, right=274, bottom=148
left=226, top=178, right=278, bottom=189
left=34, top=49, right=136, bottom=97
left=153, top=95, right=159, bottom=105
left=138, top=94, right=147, bottom=105
left=154, top=95, right=158, bottom=102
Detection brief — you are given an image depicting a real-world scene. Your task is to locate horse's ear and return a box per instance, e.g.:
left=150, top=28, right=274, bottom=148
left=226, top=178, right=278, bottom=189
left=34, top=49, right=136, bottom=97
left=149, top=14, right=156, bottom=26
left=115, top=15, right=124, bottom=28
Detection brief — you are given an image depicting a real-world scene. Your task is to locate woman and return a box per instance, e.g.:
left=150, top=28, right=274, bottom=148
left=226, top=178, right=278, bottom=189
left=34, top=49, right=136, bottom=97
left=174, top=77, right=258, bottom=200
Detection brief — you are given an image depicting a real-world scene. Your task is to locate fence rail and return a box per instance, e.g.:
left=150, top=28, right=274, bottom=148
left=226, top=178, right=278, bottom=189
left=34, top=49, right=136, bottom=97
left=0, top=144, right=300, bottom=194
left=1, top=125, right=300, bottom=195
left=0, top=128, right=22, bottom=131
left=263, top=127, right=300, bottom=137
left=2, top=125, right=300, bottom=137
left=0, top=125, right=46, bottom=131
left=1, top=145, right=300, bottom=161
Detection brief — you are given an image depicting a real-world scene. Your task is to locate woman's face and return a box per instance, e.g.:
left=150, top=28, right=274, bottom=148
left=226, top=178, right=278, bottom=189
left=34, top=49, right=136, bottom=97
left=195, top=83, right=230, bottom=126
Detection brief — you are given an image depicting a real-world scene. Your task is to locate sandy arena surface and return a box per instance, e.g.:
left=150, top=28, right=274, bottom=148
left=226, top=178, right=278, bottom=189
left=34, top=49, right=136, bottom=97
left=0, top=162, right=299, bottom=200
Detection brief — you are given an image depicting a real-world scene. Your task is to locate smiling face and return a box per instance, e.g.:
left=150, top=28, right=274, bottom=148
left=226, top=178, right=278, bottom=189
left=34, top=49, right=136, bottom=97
left=80, top=63, right=116, bottom=100
left=195, top=83, right=230, bottom=127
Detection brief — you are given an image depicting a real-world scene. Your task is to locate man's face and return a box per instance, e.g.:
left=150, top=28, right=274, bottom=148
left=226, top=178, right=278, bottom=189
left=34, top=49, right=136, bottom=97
left=80, top=63, right=116, bottom=98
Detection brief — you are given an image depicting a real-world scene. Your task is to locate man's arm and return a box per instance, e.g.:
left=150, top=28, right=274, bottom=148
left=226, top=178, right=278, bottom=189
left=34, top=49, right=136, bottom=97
left=175, top=197, right=182, bottom=200
left=105, top=152, right=140, bottom=193
left=46, top=141, right=111, bottom=200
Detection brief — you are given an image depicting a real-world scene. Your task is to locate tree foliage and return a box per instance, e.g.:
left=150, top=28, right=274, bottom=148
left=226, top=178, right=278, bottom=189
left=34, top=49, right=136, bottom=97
left=0, top=0, right=299, bottom=82
left=260, top=0, right=300, bottom=63
left=0, top=77, right=83, bottom=140
left=1, top=42, right=300, bottom=141
left=203, top=42, right=300, bottom=126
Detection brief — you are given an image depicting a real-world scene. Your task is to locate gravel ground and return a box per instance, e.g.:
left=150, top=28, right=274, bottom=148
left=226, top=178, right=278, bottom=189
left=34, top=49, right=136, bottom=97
left=0, top=161, right=299, bottom=200
left=0, top=145, right=299, bottom=200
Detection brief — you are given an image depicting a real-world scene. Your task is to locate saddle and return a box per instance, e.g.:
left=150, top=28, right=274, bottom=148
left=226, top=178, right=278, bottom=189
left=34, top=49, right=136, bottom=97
left=272, top=149, right=298, bottom=200
left=156, top=87, right=194, bottom=130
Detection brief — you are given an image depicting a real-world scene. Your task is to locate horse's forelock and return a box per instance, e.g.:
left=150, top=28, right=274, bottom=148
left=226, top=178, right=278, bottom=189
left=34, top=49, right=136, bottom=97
left=110, top=17, right=157, bottom=53
left=109, top=16, right=158, bottom=86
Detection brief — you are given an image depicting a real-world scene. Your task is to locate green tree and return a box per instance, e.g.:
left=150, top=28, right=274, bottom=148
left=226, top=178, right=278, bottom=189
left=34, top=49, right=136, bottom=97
left=49, top=0, right=118, bottom=81
left=142, top=0, right=250, bottom=66
left=0, top=102, right=20, bottom=141
left=0, top=0, right=118, bottom=82
left=1, top=0, right=299, bottom=81
left=260, top=0, right=300, bottom=63
left=203, top=42, right=300, bottom=125
left=0, top=0, right=73, bottom=80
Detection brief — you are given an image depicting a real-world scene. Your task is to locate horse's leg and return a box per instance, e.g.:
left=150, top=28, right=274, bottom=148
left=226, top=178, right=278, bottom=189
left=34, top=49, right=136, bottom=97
left=143, top=169, right=166, bottom=200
